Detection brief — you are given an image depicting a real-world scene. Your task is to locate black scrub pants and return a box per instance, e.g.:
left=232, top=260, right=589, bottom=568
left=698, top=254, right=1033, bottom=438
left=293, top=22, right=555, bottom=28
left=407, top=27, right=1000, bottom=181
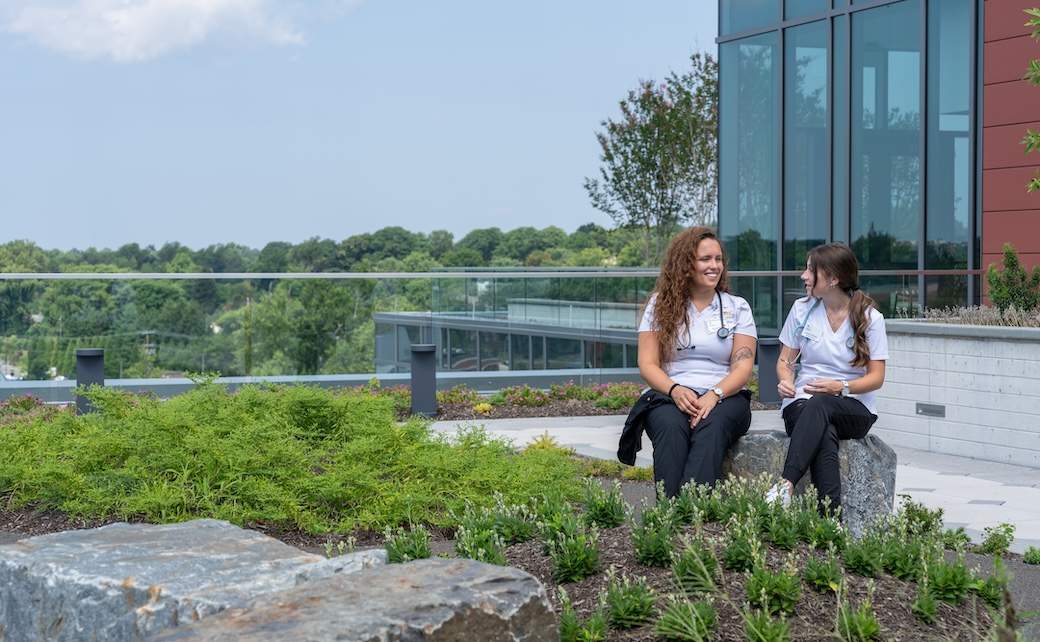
left=645, top=390, right=752, bottom=498
left=781, top=395, right=877, bottom=514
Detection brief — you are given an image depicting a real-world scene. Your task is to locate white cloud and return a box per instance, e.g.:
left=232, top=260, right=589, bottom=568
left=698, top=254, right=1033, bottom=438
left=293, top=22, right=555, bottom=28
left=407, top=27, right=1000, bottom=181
left=0, top=0, right=308, bottom=62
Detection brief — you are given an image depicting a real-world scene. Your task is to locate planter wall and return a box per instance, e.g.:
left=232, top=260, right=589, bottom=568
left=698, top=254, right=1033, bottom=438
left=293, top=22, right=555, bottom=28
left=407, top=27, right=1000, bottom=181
left=874, top=320, right=1040, bottom=468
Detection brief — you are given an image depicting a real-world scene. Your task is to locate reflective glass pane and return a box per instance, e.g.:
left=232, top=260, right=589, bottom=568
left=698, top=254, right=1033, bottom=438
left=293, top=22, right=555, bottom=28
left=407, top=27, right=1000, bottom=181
left=720, top=32, right=780, bottom=271
left=732, top=275, right=781, bottom=335
left=784, top=20, right=829, bottom=269
left=926, top=0, right=972, bottom=309
left=396, top=325, right=421, bottom=362
left=721, top=0, right=779, bottom=36
left=448, top=329, right=476, bottom=370
left=850, top=0, right=921, bottom=270
left=532, top=336, right=546, bottom=370
left=510, top=334, right=531, bottom=370
left=479, top=332, right=509, bottom=371
left=585, top=341, right=625, bottom=368
left=832, top=14, right=849, bottom=242
left=786, top=0, right=828, bottom=20
left=546, top=337, right=582, bottom=369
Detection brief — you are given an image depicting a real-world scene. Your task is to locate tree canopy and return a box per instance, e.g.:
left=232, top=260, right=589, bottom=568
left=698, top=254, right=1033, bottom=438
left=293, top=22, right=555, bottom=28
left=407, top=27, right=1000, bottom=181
left=584, top=53, right=718, bottom=267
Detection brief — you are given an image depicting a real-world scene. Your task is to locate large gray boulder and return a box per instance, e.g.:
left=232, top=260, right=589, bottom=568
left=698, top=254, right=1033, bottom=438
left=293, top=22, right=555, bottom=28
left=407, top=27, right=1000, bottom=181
left=0, top=519, right=385, bottom=642
left=148, top=557, right=559, bottom=641
left=723, top=429, right=896, bottom=538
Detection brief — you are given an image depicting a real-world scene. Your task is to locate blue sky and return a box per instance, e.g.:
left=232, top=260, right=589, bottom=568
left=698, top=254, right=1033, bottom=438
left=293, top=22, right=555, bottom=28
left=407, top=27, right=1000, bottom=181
left=1, top=0, right=718, bottom=253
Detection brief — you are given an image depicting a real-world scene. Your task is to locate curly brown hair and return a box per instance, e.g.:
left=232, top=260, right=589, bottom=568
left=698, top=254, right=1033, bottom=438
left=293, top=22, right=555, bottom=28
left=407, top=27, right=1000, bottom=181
left=643, top=227, right=731, bottom=367
left=806, top=243, right=879, bottom=368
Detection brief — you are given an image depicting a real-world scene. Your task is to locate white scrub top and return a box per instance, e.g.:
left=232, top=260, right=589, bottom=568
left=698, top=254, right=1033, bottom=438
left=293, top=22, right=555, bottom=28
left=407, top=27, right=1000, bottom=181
left=778, top=296, right=889, bottom=415
left=639, top=291, right=757, bottom=394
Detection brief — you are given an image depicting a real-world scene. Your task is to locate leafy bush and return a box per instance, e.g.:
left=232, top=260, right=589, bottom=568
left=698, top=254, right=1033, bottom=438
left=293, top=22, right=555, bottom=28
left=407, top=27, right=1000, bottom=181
left=985, top=243, right=1040, bottom=312
left=0, top=382, right=583, bottom=533
left=383, top=524, right=432, bottom=563
left=602, top=570, right=656, bottom=629
left=836, top=598, right=880, bottom=642
left=582, top=478, right=627, bottom=528
left=488, top=384, right=553, bottom=407
left=547, top=526, right=601, bottom=583
left=842, top=537, right=883, bottom=578
left=746, top=562, right=802, bottom=615
left=653, top=598, right=717, bottom=642
left=454, top=525, right=506, bottom=565
left=742, top=608, right=790, bottom=642
left=1024, top=546, right=1040, bottom=565
left=911, top=587, right=937, bottom=624
left=927, top=558, right=972, bottom=605
left=976, top=523, right=1015, bottom=556
left=670, top=535, right=718, bottom=595
left=802, top=552, right=842, bottom=594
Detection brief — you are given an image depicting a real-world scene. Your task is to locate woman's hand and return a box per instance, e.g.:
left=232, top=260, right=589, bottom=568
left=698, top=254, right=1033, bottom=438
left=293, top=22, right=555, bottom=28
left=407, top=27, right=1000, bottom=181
left=777, top=379, right=796, bottom=398
left=804, top=379, right=840, bottom=396
left=689, top=392, right=717, bottom=426
left=670, top=385, right=700, bottom=417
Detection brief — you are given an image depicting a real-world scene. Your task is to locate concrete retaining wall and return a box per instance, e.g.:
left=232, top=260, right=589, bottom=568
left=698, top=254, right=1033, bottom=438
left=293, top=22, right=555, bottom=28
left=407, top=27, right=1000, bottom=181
left=874, top=320, right=1040, bottom=468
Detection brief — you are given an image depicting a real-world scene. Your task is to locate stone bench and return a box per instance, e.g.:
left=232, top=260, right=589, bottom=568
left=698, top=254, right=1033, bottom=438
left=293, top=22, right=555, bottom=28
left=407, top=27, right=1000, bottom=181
left=722, top=429, right=897, bottom=538
left=0, top=520, right=555, bottom=642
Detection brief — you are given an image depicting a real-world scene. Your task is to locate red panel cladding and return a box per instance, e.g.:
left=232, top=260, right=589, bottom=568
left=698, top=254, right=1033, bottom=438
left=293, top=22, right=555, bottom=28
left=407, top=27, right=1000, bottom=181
left=986, top=0, right=1039, bottom=43
left=983, top=167, right=1040, bottom=211
left=983, top=82, right=1039, bottom=127
left=985, top=35, right=1037, bottom=84
left=982, top=211, right=1040, bottom=254
left=984, top=122, right=1040, bottom=170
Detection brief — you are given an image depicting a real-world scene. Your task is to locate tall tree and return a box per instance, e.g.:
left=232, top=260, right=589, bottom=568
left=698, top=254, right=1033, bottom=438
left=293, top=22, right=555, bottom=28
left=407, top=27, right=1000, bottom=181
left=584, top=53, right=718, bottom=266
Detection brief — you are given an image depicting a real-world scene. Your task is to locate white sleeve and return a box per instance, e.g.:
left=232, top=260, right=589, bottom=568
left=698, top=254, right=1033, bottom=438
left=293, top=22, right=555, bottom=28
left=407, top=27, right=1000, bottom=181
left=638, top=294, right=658, bottom=333
left=866, top=308, right=889, bottom=360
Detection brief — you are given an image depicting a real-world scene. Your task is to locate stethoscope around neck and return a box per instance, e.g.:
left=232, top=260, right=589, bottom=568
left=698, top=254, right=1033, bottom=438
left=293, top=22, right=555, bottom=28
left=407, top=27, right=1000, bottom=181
left=795, top=297, right=854, bottom=349
left=677, top=290, right=729, bottom=351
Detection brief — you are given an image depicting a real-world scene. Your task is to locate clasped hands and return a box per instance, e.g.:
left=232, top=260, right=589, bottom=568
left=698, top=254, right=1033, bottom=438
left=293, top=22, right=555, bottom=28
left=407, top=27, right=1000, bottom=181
left=670, top=386, right=715, bottom=428
left=776, top=377, right=842, bottom=398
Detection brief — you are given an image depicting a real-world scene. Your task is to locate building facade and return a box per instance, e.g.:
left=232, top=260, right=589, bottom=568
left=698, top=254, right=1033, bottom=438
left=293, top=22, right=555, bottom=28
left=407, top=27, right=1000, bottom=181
left=718, top=0, right=1040, bottom=332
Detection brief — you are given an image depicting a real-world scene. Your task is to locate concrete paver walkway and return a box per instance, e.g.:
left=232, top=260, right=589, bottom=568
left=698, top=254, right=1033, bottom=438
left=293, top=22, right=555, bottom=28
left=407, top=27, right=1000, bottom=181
left=428, top=410, right=1040, bottom=555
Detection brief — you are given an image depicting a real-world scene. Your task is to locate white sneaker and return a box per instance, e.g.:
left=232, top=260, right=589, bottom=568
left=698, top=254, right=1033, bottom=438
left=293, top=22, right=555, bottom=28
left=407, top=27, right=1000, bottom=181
left=766, top=482, right=792, bottom=507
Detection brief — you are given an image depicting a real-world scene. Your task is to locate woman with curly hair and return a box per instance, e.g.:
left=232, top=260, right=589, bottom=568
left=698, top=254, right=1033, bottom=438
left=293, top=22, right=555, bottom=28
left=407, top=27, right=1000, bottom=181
left=618, top=227, right=758, bottom=498
left=769, top=242, right=888, bottom=514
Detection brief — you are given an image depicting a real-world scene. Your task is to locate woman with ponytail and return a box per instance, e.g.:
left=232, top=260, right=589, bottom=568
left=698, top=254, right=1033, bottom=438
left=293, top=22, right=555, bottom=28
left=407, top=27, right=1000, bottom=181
left=769, top=243, right=888, bottom=515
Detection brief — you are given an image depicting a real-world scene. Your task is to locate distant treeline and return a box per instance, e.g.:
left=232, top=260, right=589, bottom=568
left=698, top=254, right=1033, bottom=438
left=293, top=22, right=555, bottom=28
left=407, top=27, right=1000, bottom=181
left=0, top=223, right=652, bottom=381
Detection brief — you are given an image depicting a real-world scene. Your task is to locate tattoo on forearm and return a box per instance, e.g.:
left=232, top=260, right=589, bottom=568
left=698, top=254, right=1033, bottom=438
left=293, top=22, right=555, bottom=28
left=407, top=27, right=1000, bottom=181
left=732, top=347, right=753, bottom=364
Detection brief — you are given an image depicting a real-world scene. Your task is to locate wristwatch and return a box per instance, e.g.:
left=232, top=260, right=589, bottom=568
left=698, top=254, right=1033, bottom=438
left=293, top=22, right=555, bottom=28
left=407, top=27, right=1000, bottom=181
left=840, top=380, right=850, bottom=397
left=710, top=386, right=724, bottom=404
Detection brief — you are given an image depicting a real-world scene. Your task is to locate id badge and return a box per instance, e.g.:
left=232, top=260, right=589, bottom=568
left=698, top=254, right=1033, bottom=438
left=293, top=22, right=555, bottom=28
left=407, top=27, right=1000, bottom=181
left=704, top=315, right=724, bottom=335
left=801, top=321, right=822, bottom=342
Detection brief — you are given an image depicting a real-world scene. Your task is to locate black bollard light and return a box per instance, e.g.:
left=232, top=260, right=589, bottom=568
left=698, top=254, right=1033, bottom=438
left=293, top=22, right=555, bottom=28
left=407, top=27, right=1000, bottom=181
left=410, top=344, right=437, bottom=418
left=75, top=348, right=105, bottom=415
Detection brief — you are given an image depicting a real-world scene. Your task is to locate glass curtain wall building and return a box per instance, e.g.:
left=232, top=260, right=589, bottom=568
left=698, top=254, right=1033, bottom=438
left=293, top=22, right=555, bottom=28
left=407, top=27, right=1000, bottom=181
left=718, top=0, right=980, bottom=332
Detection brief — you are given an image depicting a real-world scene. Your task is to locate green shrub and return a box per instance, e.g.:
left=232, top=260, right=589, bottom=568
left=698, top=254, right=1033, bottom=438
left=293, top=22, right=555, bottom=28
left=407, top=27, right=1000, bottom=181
left=632, top=499, right=678, bottom=567
left=670, top=535, right=718, bottom=595
left=0, top=382, right=584, bottom=534
left=911, top=587, right=937, bottom=624
left=582, top=478, right=628, bottom=528
left=454, top=525, right=506, bottom=565
left=547, top=526, right=601, bottom=583
left=802, top=552, right=842, bottom=594
left=742, top=608, right=790, bottom=642
left=985, top=243, right=1040, bottom=312
left=836, top=598, right=880, bottom=642
left=927, top=558, right=971, bottom=605
left=746, top=562, right=801, bottom=615
left=1024, top=546, right=1040, bottom=565
left=383, top=524, right=432, bottom=563
left=976, top=523, right=1015, bottom=556
left=653, top=598, right=717, bottom=642
left=602, top=570, right=656, bottom=629
left=842, top=537, right=883, bottom=578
